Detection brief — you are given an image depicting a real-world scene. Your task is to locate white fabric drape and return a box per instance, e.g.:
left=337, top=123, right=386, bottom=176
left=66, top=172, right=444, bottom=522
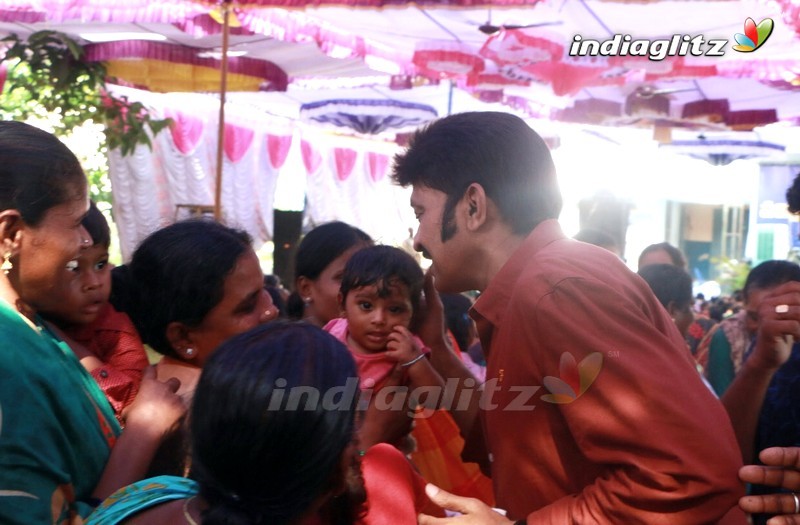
left=108, top=88, right=416, bottom=261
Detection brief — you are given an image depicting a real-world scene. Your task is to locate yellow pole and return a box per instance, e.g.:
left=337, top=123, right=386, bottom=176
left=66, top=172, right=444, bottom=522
left=213, top=0, right=231, bottom=222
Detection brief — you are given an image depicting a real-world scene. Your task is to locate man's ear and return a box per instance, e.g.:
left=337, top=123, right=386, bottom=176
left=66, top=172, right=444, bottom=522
left=463, top=183, right=489, bottom=231
left=165, top=321, right=197, bottom=360
left=0, top=210, right=24, bottom=255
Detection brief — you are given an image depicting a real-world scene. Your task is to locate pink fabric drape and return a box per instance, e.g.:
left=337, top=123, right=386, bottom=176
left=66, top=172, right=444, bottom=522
left=366, top=152, right=389, bottom=182
left=224, top=124, right=255, bottom=163
left=165, top=109, right=205, bottom=155
left=333, top=148, right=357, bottom=181
left=301, top=140, right=322, bottom=174
left=267, top=134, right=293, bottom=169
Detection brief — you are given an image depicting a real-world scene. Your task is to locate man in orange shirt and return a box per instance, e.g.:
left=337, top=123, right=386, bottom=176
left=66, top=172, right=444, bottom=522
left=392, top=111, right=745, bottom=524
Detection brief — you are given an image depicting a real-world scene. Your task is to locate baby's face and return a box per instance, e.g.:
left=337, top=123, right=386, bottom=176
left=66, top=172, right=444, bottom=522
left=343, top=281, right=413, bottom=354
left=43, top=244, right=111, bottom=326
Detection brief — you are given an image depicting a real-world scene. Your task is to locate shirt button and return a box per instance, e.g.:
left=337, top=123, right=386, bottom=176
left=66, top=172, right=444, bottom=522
left=99, top=370, right=109, bottom=378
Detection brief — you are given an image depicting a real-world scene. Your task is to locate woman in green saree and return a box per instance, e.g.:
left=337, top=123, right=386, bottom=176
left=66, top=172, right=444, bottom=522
left=0, top=121, right=184, bottom=524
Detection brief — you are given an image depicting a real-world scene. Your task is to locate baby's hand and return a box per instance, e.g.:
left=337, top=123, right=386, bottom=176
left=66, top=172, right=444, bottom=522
left=386, top=325, right=422, bottom=365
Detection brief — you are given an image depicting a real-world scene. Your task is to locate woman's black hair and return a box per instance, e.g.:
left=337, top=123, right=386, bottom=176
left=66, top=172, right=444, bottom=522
left=786, top=172, right=800, bottom=214
left=83, top=200, right=111, bottom=248
left=339, top=245, right=424, bottom=314
left=110, top=219, right=252, bottom=357
left=287, top=221, right=372, bottom=319
left=637, top=263, right=693, bottom=310
left=191, top=321, right=363, bottom=525
left=743, top=260, right=800, bottom=300
left=0, top=121, right=86, bottom=225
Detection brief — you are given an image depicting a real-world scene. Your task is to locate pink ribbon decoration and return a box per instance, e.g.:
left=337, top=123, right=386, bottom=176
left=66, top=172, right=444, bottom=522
left=366, top=152, right=389, bottom=182
left=333, top=148, right=357, bottom=181
left=267, top=134, right=292, bottom=169
left=164, top=109, right=204, bottom=155
left=223, top=124, right=255, bottom=163
left=301, top=140, right=322, bottom=174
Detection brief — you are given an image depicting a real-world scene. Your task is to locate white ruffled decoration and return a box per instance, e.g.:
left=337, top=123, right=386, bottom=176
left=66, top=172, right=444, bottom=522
left=108, top=87, right=418, bottom=261
left=302, top=130, right=412, bottom=245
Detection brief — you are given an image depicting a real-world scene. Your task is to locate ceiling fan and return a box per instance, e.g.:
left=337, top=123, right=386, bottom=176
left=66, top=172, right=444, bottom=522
left=477, top=7, right=563, bottom=35
left=632, top=84, right=701, bottom=99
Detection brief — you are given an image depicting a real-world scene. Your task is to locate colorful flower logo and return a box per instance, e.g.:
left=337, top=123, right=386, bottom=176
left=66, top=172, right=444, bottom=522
left=733, top=17, right=774, bottom=52
left=540, top=352, right=603, bottom=404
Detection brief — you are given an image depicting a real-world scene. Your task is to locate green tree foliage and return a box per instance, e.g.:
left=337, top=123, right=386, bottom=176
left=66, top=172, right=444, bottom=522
left=0, top=30, right=171, bottom=207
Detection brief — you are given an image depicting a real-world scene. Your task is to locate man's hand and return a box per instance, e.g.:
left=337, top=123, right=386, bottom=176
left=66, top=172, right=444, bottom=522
left=740, top=447, right=800, bottom=523
left=414, top=271, right=450, bottom=351
left=418, top=484, right=514, bottom=525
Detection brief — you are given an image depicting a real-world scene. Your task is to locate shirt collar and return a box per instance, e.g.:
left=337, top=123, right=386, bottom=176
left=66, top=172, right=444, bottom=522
left=470, top=219, right=566, bottom=328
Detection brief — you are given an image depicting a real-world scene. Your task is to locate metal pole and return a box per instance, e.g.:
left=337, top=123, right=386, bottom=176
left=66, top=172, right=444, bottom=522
left=213, top=1, right=231, bottom=222
left=447, top=79, right=453, bottom=116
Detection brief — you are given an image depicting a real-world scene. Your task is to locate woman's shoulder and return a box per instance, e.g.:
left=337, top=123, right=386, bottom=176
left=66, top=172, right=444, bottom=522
left=363, top=443, right=410, bottom=464
left=87, top=475, right=197, bottom=525
left=359, top=444, right=444, bottom=523
left=362, top=443, right=423, bottom=492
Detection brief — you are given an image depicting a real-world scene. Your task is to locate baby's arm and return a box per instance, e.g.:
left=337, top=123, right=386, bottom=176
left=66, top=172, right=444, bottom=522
left=44, top=321, right=104, bottom=371
left=386, top=326, right=445, bottom=408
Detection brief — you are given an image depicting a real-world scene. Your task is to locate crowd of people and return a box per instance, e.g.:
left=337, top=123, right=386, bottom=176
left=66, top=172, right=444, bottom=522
left=1, top=114, right=799, bottom=524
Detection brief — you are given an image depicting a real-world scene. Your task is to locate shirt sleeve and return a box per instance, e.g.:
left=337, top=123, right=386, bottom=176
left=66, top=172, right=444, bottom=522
left=522, top=277, right=744, bottom=524
left=90, top=321, right=149, bottom=419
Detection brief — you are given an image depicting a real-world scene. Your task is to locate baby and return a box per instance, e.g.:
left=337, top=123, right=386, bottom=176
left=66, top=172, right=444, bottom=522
left=41, top=201, right=148, bottom=421
left=324, top=245, right=444, bottom=406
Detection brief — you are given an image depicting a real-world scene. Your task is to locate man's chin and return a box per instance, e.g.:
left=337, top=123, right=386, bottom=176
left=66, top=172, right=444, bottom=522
left=431, top=273, right=459, bottom=294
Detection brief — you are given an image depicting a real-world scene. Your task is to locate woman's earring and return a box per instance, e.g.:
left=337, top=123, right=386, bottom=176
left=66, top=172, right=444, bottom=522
left=2, top=252, right=12, bottom=274
left=185, top=347, right=196, bottom=358
left=303, top=296, right=312, bottom=304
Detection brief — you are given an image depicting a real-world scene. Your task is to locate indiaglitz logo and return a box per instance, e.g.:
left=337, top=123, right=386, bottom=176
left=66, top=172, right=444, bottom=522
left=732, top=17, right=774, bottom=52
left=248, top=351, right=605, bottom=416
left=540, top=352, right=603, bottom=404
left=569, top=16, right=774, bottom=61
